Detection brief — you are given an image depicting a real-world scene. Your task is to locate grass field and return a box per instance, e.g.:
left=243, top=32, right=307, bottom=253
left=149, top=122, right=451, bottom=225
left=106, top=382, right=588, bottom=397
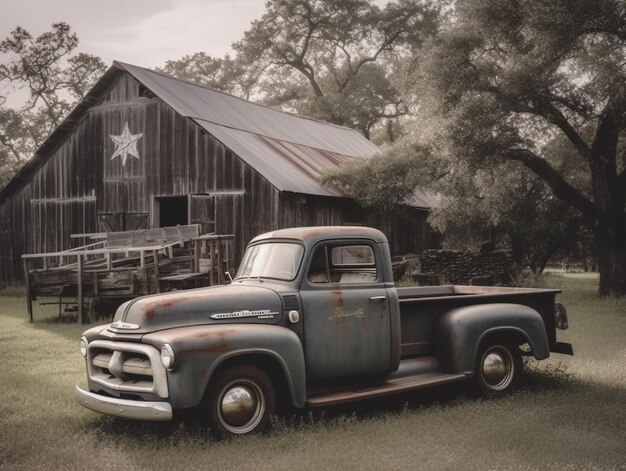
left=1, top=274, right=625, bottom=470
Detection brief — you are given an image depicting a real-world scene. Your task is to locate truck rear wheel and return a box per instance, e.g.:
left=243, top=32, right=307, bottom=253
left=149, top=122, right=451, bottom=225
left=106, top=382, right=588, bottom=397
left=474, top=342, right=522, bottom=397
left=205, top=363, right=275, bottom=437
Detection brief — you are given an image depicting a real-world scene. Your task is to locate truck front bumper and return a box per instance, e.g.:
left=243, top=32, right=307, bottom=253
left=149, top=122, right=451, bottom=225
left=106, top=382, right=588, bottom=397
left=74, top=385, right=172, bottom=421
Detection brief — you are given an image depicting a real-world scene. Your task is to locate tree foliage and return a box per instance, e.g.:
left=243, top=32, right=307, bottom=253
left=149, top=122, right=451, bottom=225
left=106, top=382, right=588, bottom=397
left=416, top=0, right=626, bottom=295
left=428, top=161, right=592, bottom=274
left=164, top=0, right=439, bottom=141
left=0, top=23, right=105, bottom=186
left=160, top=52, right=257, bottom=99
left=322, top=140, right=434, bottom=212
left=324, top=134, right=591, bottom=274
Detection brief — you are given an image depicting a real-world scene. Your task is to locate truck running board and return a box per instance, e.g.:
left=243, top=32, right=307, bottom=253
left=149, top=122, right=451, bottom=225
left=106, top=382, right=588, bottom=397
left=306, top=372, right=467, bottom=407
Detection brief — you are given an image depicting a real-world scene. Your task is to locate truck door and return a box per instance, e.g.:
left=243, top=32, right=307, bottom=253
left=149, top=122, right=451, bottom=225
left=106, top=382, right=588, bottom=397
left=300, top=241, right=391, bottom=382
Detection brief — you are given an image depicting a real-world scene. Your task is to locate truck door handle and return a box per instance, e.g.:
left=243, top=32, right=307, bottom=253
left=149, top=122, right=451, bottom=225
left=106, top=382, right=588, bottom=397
left=369, top=296, right=387, bottom=301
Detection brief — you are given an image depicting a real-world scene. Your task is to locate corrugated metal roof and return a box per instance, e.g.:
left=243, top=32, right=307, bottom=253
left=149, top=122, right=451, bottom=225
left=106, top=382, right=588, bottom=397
left=196, top=120, right=353, bottom=196
left=115, top=62, right=379, bottom=197
left=116, top=62, right=378, bottom=156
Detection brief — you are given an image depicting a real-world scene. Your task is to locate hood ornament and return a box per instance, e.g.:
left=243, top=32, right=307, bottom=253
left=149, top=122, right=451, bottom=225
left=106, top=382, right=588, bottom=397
left=110, top=321, right=140, bottom=330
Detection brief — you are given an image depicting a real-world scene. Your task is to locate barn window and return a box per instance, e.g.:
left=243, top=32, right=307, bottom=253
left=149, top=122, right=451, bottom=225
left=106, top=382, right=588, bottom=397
left=157, top=196, right=188, bottom=227
left=139, top=84, right=155, bottom=99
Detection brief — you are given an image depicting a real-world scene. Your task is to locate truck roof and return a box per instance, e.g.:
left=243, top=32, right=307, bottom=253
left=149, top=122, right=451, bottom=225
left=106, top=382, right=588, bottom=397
left=250, top=226, right=388, bottom=245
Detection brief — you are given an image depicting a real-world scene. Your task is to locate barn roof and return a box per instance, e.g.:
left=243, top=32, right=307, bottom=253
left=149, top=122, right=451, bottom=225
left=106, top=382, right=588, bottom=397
left=115, top=62, right=378, bottom=198
left=0, top=61, right=436, bottom=208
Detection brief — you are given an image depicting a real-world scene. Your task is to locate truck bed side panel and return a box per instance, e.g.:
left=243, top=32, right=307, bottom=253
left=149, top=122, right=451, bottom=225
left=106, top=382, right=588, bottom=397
left=398, top=289, right=558, bottom=358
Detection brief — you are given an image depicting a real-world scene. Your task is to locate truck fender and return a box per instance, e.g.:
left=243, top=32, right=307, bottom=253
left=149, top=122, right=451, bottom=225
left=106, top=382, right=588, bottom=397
left=142, top=324, right=306, bottom=410
left=432, top=303, right=550, bottom=375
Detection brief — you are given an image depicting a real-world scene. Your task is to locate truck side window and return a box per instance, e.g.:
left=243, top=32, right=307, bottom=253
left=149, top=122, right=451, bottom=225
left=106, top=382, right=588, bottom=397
left=330, top=245, right=377, bottom=284
left=308, top=246, right=330, bottom=283
left=331, top=245, right=375, bottom=265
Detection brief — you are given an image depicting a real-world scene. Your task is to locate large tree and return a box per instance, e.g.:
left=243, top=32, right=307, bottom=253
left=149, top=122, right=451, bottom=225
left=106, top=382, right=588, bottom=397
left=234, top=0, right=439, bottom=139
left=0, top=23, right=105, bottom=185
left=164, top=0, right=439, bottom=141
left=415, top=0, right=626, bottom=296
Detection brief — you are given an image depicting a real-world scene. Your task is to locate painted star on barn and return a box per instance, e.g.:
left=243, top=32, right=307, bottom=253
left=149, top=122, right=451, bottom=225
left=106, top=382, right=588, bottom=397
left=110, top=122, right=143, bottom=166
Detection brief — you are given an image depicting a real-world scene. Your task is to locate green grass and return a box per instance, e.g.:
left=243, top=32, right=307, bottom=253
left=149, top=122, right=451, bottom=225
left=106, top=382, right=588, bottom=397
left=1, top=274, right=625, bottom=470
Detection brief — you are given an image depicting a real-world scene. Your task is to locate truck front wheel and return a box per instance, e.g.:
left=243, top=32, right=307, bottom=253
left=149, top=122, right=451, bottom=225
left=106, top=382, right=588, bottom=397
left=205, top=364, right=275, bottom=437
left=474, top=342, right=522, bottom=397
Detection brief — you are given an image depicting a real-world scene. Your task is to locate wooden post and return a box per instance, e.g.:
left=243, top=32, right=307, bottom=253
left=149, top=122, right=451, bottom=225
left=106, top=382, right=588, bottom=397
left=23, top=259, right=33, bottom=323
left=140, top=250, right=149, bottom=294
left=225, top=239, right=231, bottom=273
left=217, top=238, right=224, bottom=285
left=209, top=241, right=216, bottom=286
left=88, top=298, right=96, bottom=322
left=194, top=239, right=200, bottom=273
left=77, top=254, right=85, bottom=325
left=153, top=250, right=161, bottom=293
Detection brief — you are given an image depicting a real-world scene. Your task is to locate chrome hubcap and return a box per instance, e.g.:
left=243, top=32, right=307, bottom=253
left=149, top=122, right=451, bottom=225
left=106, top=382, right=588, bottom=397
left=218, top=380, right=265, bottom=434
left=481, top=346, right=514, bottom=390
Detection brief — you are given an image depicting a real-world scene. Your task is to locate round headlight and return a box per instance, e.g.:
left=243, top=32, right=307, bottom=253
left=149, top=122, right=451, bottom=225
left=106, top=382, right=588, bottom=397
left=160, top=344, right=175, bottom=370
left=79, top=337, right=88, bottom=358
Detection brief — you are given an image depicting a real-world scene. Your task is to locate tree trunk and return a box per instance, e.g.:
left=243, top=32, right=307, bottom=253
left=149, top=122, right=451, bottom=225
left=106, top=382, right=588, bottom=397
left=509, top=238, right=524, bottom=267
left=598, top=246, right=626, bottom=296
left=596, top=223, right=626, bottom=296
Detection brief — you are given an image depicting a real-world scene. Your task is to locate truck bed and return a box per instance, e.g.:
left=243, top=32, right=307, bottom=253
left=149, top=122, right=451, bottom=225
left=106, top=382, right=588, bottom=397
left=397, top=285, right=560, bottom=358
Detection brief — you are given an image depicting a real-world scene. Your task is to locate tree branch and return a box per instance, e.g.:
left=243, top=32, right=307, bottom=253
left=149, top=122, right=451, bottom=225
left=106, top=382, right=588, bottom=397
left=549, top=93, right=593, bottom=118
left=534, top=100, right=593, bottom=161
left=0, top=132, right=23, bottom=162
left=339, top=28, right=404, bottom=91
left=504, top=148, right=597, bottom=220
left=474, top=80, right=595, bottom=163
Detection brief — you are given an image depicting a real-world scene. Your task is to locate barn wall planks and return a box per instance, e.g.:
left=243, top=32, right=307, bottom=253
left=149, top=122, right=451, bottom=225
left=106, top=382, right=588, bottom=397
left=0, top=72, right=280, bottom=284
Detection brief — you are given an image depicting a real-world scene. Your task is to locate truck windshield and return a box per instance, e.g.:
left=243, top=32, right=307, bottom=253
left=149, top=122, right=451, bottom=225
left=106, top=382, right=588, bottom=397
left=235, top=243, right=304, bottom=281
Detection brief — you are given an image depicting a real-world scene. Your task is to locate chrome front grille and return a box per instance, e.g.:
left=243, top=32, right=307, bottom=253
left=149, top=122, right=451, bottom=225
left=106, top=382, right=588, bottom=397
left=87, top=340, right=168, bottom=398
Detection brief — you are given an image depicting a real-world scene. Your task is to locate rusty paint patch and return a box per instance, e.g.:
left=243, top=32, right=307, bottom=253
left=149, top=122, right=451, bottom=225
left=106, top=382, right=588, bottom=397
left=143, top=296, right=186, bottom=315
left=331, top=288, right=345, bottom=307
left=253, top=226, right=386, bottom=244
left=179, top=328, right=236, bottom=356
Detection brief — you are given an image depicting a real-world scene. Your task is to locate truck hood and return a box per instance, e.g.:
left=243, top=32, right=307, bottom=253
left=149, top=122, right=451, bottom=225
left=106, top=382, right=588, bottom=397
left=109, top=284, right=283, bottom=334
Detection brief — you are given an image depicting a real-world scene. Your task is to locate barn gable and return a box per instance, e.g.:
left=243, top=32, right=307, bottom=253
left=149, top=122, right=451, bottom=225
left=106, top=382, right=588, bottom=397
left=114, top=61, right=380, bottom=197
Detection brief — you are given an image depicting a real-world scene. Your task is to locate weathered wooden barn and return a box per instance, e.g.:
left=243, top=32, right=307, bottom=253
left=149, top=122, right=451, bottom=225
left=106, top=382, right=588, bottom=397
left=0, top=61, right=438, bottom=286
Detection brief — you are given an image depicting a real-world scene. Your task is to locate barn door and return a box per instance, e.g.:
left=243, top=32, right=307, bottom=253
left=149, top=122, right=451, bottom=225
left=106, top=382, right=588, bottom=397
left=213, top=193, right=243, bottom=237
left=190, top=195, right=216, bottom=235
left=190, top=192, right=243, bottom=237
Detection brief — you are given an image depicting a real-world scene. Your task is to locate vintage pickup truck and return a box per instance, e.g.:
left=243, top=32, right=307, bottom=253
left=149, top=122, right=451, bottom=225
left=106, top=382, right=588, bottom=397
left=76, top=226, right=572, bottom=436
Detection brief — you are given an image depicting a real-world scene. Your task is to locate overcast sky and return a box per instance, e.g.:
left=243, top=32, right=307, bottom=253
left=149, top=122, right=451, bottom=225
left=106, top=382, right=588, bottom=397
left=1, top=0, right=267, bottom=68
